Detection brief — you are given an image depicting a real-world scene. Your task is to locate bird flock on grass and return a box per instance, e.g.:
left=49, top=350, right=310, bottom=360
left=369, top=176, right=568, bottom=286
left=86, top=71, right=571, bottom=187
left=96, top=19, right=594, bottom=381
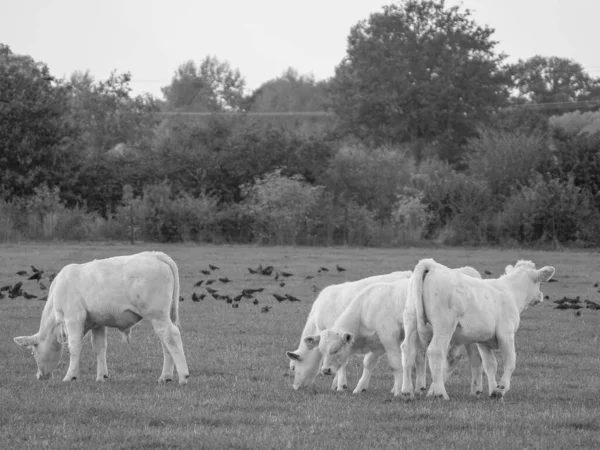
left=182, top=263, right=347, bottom=313
left=0, top=265, right=55, bottom=301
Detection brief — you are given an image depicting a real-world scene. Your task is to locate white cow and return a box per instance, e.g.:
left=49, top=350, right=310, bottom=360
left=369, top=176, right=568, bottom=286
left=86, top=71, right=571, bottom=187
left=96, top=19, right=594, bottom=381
left=14, top=251, right=190, bottom=384
left=309, top=266, right=483, bottom=396
left=286, top=271, right=412, bottom=391
left=402, top=258, right=554, bottom=400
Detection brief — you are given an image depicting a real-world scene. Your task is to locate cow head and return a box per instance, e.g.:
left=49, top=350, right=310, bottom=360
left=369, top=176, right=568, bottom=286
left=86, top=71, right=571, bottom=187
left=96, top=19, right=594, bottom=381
left=14, top=332, right=63, bottom=380
left=505, top=261, right=555, bottom=310
left=313, top=329, right=354, bottom=376
left=286, top=335, right=324, bottom=390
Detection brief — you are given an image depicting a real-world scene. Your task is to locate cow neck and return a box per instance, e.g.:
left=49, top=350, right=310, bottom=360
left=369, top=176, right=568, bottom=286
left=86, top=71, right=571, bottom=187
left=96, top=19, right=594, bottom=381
left=37, top=295, right=59, bottom=341
left=501, top=269, right=534, bottom=314
left=333, top=297, right=362, bottom=335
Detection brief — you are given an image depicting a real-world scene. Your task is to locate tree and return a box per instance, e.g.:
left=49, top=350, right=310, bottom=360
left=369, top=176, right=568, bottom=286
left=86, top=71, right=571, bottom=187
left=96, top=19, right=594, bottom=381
left=0, top=44, right=79, bottom=199
left=161, top=56, right=246, bottom=112
left=246, top=68, right=329, bottom=112
left=330, top=0, right=509, bottom=162
left=509, top=56, right=600, bottom=104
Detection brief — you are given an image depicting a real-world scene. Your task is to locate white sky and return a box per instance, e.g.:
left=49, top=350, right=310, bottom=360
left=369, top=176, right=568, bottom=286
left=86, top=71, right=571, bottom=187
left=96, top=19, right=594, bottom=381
left=2, top=0, right=599, bottom=98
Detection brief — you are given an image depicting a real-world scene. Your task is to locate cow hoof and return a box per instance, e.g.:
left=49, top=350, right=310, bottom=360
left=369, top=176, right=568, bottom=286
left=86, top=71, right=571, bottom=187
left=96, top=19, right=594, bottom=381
left=342, top=385, right=348, bottom=390
left=401, top=393, right=414, bottom=401
left=497, top=384, right=505, bottom=390
left=475, top=390, right=482, bottom=396
left=490, top=390, right=503, bottom=399
left=103, top=374, right=108, bottom=379
left=419, top=387, right=427, bottom=395
left=63, top=376, right=77, bottom=382
left=158, top=377, right=173, bottom=383
left=178, top=378, right=188, bottom=386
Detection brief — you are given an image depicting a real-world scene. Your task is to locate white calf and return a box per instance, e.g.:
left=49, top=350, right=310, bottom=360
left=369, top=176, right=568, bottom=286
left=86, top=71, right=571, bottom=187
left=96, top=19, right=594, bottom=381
left=285, top=271, right=411, bottom=390
left=14, top=251, right=190, bottom=384
left=402, top=258, right=554, bottom=399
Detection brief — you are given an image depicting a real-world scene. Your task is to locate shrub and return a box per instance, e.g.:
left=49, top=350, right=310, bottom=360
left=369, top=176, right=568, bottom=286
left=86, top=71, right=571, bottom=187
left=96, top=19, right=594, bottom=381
left=241, top=169, right=324, bottom=245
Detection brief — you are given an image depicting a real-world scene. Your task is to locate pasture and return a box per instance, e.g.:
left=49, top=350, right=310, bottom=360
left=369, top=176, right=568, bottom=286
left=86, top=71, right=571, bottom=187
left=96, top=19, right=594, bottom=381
left=1, top=243, right=599, bottom=449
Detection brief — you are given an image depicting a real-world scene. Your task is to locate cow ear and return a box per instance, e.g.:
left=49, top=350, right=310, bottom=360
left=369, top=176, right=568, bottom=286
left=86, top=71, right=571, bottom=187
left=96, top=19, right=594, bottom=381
left=536, top=266, right=555, bottom=283
left=504, top=264, right=514, bottom=274
left=304, top=335, right=320, bottom=350
left=286, top=351, right=301, bottom=361
left=342, top=332, right=354, bottom=345
left=14, top=335, right=39, bottom=348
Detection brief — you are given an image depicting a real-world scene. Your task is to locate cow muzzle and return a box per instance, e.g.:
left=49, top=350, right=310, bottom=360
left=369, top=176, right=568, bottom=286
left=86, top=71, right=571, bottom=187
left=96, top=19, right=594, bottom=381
left=36, top=372, right=51, bottom=381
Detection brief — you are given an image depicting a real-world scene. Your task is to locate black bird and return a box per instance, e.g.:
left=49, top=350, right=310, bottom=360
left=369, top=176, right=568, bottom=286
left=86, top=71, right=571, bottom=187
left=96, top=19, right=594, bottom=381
left=273, top=293, right=287, bottom=302
left=194, top=280, right=204, bottom=287
left=252, top=299, right=259, bottom=305
left=192, top=292, right=203, bottom=302
left=484, top=270, right=493, bottom=276
left=281, top=271, right=293, bottom=278
left=219, top=277, right=231, bottom=283
left=285, top=294, right=301, bottom=302
left=206, top=279, right=216, bottom=285
left=209, top=264, right=220, bottom=271
left=233, top=294, right=243, bottom=302
left=0, top=292, right=5, bottom=300
left=243, top=288, right=264, bottom=295
left=261, top=306, right=271, bottom=313
left=31, top=265, right=42, bottom=273
left=318, top=267, right=329, bottom=273
left=548, top=278, right=558, bottom=283
left=22, top=292, right=37, bottom=300
left=554, top=303, right=570, bottom=310
left=211, top=293, right=220, bottom=300
left=16, top=270, right=28, bottom=276
left=585, top=299, right=600, bottom=310
left=248, top=267, right=258, bottom=274
left=200, top=269, right=211, bottom=276
left=274, top=272, right=280, bottom=281
left=574, top=310, right=582, bottom=317
left=224, top=296, right=233, bottom=304
left=206, top=287, right=218, bottom=294
left=570, top=304, right=583, bottom=310
left=9, top=282, right=23, bottom=299
left=336, top=265, right=346, bottom=273
left=0, top=285, right=10, bottom=292
left=39, top=282, right=47, bottom=291
left=305, top=276, right=314, bottom=280
left=28, top=272, right=43, bottom=282
left=261, top=266, right=274, bottom=276
left=232, top=303, right=239, bottom=308
left=594, top=282, right=599, bottom=288
left=279, top=282, right=286, bottom=287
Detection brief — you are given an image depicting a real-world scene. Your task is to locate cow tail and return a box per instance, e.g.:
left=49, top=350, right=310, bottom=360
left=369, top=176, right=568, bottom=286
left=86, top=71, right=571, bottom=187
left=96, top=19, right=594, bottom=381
left=409, top=258, right=437, bottom=346
left=154, top=252, right=181, bottom=329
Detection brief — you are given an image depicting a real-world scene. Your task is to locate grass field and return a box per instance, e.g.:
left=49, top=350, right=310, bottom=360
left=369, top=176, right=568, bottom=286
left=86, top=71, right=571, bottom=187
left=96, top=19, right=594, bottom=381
left=1, top=243, right=599, bottom=449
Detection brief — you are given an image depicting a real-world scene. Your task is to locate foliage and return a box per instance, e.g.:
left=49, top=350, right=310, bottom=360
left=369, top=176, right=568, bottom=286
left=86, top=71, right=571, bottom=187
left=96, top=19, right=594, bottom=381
left=499, top=175, right=600, bottom=246
left=245, top=68, right=330, bottom=112
left=509, top=55, right=600, bottom=104
left=0, top=44, right=79, bottom=200
left=241, top=169, right=324, bottom=245
left=549, top=110, right=600, bottom=135
left=161, top=56, right=246, bottom=112
left=464, top=127, right=548, bottom=199
left=325, top=145, right=415, bottom=221
left=330, top=0, right=509, bottom=161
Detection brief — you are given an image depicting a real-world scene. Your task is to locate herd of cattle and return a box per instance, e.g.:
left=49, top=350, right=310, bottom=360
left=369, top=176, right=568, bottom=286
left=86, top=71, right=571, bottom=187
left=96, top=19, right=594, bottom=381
left=12, top=251, right=558, bottom=400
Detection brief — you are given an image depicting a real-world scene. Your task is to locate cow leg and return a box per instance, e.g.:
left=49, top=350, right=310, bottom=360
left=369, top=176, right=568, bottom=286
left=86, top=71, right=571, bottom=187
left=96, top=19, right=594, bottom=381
left=381, top=339, right=404, bottom=396
left=400, top=327, right=418, bottom=397
left=414, top=341, right=427, bottom=395
left=426, top=334, right=451, bottom=400
left=465, top=343, right=483, bottom=396
left=158, top=341, right=176, bottom=383
left=477, top=344, right=499, bottom=397
left=151, top=319, right=190, bottom=385
left=335, top=362, right=349, bottom=391
left=91, top=326, right=109, bottom=382
left=496, top=333, right=516, bottom=398
left=63, top=319, right=85, bottom=382
left=353, top=351, right=382, bottom=394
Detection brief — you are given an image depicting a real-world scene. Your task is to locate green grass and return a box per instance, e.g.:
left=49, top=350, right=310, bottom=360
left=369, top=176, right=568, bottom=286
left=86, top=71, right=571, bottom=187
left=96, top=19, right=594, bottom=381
left=1, top=243, right=600, bottom=449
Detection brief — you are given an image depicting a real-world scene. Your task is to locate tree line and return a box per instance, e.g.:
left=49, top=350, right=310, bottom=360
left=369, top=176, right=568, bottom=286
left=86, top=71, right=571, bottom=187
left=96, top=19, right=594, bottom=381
left=2, top=0, right=600, bottom=247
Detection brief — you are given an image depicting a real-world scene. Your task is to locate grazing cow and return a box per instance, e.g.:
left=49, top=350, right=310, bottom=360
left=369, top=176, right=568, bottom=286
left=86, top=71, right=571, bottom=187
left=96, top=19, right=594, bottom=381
left=13, top=251, right=190, bottom=384
left=286, top=271, right=412, bottom=391
left=309, top=266, right=482, bottom=396
left=402, top=258, right=554, bottom=400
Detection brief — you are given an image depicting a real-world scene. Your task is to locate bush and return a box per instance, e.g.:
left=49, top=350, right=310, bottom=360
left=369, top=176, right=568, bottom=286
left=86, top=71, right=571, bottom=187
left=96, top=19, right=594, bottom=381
left=498, top=175, right=600, bottom=246
left=241, top=169, right=324, bottom=245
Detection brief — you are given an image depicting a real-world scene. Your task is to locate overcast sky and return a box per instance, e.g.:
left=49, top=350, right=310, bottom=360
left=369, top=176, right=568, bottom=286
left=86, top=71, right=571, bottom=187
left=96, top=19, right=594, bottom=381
left=2, top=0, right=599, bottom=98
